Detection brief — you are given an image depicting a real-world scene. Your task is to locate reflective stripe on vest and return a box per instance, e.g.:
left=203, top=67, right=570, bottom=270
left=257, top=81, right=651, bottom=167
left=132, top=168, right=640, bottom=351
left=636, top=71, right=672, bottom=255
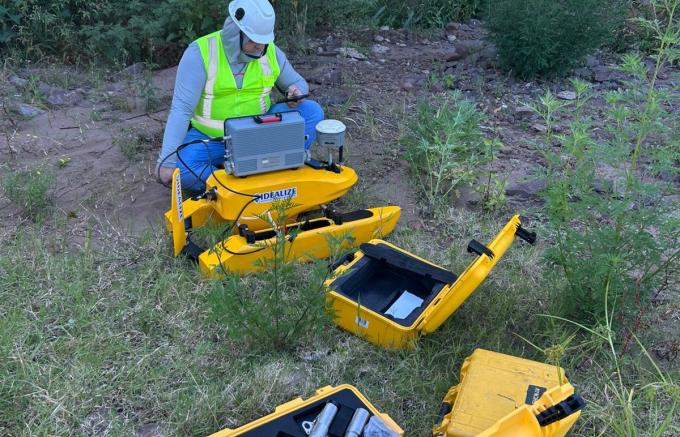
left=191, top=31, right=280, bottom=138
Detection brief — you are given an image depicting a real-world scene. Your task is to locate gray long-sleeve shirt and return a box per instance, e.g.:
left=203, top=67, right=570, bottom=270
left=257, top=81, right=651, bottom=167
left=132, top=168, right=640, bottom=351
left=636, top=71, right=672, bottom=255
left=157, top=17, right=308, bottom=168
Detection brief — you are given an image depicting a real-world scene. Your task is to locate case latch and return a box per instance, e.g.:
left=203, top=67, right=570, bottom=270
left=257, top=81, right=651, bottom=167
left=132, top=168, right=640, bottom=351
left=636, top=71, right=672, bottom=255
left=536, top=394, right=586, bottom=427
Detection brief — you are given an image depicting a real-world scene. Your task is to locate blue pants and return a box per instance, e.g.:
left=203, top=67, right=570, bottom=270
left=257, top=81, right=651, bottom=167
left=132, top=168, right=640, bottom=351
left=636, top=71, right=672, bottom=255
left=177, top=100, right=324, bottom=193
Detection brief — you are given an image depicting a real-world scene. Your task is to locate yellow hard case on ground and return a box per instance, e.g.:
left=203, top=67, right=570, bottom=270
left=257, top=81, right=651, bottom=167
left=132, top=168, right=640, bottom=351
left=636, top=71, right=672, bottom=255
left=208, top=384, right=403, bottom=437
left=198, top=205, right=401, bottom=276
left=325, top=215, right=535, bottom=349
left=433, top=349, right=585, bottom=437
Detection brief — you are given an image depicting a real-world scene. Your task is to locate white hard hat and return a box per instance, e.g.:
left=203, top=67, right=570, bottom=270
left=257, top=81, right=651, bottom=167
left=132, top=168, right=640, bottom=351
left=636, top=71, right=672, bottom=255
left=228, top=0, right=276, bottom=44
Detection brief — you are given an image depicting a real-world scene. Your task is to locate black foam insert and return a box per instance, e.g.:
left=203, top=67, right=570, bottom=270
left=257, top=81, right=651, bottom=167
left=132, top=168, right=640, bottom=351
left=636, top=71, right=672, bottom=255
left=330, top=243, right=454, bottom=327
left=236, top=388, right=372, bottom=437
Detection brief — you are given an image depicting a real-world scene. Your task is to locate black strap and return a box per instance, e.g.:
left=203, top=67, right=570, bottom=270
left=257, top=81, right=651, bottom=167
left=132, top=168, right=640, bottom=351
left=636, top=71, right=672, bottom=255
left=359, top=243, right=457, bottom=284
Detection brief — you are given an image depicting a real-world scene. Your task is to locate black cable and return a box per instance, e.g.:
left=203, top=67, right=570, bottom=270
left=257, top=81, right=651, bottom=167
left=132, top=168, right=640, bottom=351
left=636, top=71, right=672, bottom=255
left=156, top=139, right=207, bottom=188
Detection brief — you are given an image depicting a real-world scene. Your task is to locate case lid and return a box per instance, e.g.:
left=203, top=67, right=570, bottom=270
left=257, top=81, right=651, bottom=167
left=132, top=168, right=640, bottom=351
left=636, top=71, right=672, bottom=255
left=418, top=215, right=523, bottom=333
left=359, top=243, right=457, bottom=284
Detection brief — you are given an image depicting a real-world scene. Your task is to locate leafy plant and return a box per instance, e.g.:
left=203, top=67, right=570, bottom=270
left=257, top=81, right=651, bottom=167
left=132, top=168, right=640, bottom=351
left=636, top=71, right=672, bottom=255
left=403, top=92, right=492, bottom=215
left=535, top=0, right=680, bottom=325
left=206, top=200, right=348, bottom=351
left=1, top=0, right=224, bottom=66
left=486, top=0, right=626, bottom=77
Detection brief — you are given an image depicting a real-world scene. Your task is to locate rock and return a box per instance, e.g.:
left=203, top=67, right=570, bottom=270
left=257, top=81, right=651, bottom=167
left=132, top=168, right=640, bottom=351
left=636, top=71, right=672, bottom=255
left=514, top=105, right=534, bottom=117
left=112, top=62, right=146, bottom=81
left=11, top=103, right=45, bottom=118
left=379, top=25, right=390, bottom=31
left=9, top=75, right=28, bottom=88
left=337, top=47, right=367, bottom=60
left=371, top=44, right=389, bottom=54
left=38, top=82, right=83, bottom=107
left=479, top=44, right=498, bottom=61
left=373, top=34, right=385, bottom=42
left=556, top=90, right=577, bottom=100
left=430, top=81, right=445, bottom=92
left=47, top=89, right=84, bottom=107
left=506, top=179, right=548, bottom=198
left=585, top=54, right=599, bottom=68
left=445, top=49, right=463, bottom=62
left=316, top=92, right=350, bottom=106
left=452, top=40, right=486, bottom=60
left=401, top=78, right=415, bottom=91
left=478, top=44, right=499, bottom=68
left=592, top=178, right=612, bottom=194
left=573, top=67, right=592, bottom=79
left=532, top=123, right=548, bottom=133
left=307, top=66, right=342, bottom=85
left=592, top=66, right=625, bottom=83
left=447, top=34, right=457, bottom=43
left=137, top=423, right=166, bottom=437
left=445, top=22, right=460, bottom=32
left=657, top=170, right=680, bottom=183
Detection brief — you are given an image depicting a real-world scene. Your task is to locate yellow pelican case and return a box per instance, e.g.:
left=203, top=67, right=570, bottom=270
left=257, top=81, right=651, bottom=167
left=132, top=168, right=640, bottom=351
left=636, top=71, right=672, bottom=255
left=208, top=384, right=403, bottom=437
left=433, top=349, right=585, bottom=437
left=325, top=215, right=536, bottom=349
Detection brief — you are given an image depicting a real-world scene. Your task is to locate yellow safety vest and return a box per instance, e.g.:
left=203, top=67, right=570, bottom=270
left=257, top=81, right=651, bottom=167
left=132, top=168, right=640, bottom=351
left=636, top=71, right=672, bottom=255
left=191, top=30, right=280, bottom=138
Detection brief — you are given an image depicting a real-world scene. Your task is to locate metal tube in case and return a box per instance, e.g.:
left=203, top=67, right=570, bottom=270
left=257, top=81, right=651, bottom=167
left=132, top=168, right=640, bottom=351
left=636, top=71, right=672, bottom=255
left=309, top=402, right=338, bottom=437
left=344, top=408, right=370, bottom=437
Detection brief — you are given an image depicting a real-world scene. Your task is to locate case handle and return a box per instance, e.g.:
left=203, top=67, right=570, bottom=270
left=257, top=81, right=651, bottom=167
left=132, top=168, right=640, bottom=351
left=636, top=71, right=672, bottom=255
left=253, top=113, right=282, bottom=124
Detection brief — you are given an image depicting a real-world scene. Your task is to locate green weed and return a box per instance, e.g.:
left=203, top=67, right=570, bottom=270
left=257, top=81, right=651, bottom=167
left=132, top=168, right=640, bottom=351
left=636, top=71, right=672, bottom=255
left=403, top=92, right=493, bottom=215
left=206, top=200, right=343, bottom=352
left=531, top=0, right=680, bottom=325
left=1, top=165, right=54, bottom=220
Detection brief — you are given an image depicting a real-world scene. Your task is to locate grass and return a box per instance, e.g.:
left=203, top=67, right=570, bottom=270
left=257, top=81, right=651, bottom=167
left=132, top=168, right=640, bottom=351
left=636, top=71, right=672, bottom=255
left=1, top=165, right=55, bottom=220
left=113, top=127, right=163, bottom=160
left=1, top=211, right=676, bottom=435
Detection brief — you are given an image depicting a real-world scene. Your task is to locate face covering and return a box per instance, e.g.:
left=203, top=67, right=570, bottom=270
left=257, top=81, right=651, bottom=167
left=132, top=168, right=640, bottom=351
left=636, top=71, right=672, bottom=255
left=240, top=32, right=267, bottom=59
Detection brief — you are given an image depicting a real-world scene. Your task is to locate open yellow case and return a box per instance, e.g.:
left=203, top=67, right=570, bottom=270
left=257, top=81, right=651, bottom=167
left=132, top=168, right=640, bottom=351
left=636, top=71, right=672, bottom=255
left=325, top=215, right=536, bottom=349
left=208, top=384, right=403, bottom=437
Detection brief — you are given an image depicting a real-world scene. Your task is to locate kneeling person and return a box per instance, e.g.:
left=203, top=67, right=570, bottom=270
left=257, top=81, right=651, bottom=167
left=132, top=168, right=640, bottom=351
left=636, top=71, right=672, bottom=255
left=156, top=0, right=323, bottom=192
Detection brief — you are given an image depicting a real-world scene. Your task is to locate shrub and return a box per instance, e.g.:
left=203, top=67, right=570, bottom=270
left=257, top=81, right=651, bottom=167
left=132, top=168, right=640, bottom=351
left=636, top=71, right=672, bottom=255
left=534, top=1, right=680, bottom=325
left=1, top=0, right=224, bottom=66
left=2, top=0, right=486, bottom=66
left=486, top=0, right=626, bottom=77
left=403, top=92, right=494, bottom=214
left=206, top=201, right=347, bottom=351
left=370, top=0, right=484, bottom=28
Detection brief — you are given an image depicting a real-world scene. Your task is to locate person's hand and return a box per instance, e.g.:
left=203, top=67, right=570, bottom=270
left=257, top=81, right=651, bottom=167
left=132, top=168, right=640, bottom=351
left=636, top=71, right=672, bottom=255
left=286, top=85, right=305, bottom=108
left=158, top=166, right=174, bottom=185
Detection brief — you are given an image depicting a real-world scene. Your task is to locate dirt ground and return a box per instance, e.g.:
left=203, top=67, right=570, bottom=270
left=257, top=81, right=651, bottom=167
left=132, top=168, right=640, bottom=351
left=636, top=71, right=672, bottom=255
left=3, top=21, right=678, bottom=241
